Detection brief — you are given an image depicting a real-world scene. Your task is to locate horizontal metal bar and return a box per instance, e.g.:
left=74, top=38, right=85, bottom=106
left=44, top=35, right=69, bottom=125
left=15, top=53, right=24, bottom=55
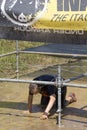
left=0, top=50, right=87, bottom=59
left=64, top=73, right=87, bottom=83
left=0, top=51, right=17, bottom=57
left=63, top=83, right=87, bottom=88
left=0, top=78, right=87, bottom=88
left=19, top=50, right=87, bottom=58
left=0, top=78, right=55, bottom=85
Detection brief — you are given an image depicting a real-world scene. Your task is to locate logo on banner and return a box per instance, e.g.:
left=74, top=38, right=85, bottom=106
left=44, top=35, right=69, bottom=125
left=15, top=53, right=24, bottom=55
left=1, top=0, right=48, bottom=26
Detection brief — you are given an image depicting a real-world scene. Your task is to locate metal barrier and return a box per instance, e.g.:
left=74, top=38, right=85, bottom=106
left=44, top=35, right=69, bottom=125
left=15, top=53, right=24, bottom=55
left=0, top=41, right=87, bottom=127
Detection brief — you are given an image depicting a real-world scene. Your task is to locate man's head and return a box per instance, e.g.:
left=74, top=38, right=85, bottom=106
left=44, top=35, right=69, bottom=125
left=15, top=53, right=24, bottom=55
left=29, top=83, right=41, bottom=94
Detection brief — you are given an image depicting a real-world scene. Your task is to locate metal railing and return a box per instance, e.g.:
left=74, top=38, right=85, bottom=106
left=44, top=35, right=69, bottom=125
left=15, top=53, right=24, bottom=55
left=0, top=41, right=87, bottom=127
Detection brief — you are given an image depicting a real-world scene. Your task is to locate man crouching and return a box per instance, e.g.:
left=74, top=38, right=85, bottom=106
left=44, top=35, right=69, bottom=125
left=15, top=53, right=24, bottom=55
left=28, top=74, right=77, bottom=120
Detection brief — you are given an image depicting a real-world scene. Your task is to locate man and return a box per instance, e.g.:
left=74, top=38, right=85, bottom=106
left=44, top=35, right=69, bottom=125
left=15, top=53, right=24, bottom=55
left=28, top=74, right=77, bottom=120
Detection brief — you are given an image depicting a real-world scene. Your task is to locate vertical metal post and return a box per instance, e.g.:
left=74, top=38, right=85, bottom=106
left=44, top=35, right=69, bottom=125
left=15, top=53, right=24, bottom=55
left=56, top=65, right=62, bottom=127
left=16, top=40, right=19, bottom=79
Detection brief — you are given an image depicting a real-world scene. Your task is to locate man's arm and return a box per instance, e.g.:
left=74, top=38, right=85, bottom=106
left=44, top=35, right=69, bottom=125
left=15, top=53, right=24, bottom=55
left=28, top=94, right=33, bottom=113
left=41, top=94, right=56, bottom=119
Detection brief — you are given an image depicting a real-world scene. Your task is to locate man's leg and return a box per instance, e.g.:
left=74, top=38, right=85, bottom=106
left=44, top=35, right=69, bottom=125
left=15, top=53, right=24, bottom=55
left=55, top=86, right=67, bottom=109
left=66, top=93, right=77, bottom=105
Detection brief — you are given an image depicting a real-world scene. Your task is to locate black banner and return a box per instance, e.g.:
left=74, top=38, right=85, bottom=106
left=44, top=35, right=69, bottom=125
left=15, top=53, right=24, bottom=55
left=0, top=26, right=87, bottom=44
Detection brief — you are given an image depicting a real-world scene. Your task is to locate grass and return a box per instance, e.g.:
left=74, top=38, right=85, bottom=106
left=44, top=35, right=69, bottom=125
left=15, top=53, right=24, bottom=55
left=0, top=39, right=66, bottom=78
left=0, top=39, right=87, bottom=83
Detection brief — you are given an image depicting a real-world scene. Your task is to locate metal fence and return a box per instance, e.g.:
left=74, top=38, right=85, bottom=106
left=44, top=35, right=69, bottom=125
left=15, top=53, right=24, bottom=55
left=0, top=40, right=87, bottom=127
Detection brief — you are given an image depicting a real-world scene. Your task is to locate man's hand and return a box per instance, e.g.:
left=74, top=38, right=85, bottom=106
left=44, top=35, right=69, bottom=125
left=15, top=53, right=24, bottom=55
left=40, top=114, right=48, bottom=120
left=40, top=112, right=49, bottom=120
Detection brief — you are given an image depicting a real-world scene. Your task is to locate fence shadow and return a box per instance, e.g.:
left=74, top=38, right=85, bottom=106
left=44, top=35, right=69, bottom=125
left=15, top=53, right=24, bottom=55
left=0, top=101, right=43, bottom=113
left=62, top=106, right=87, bottom=118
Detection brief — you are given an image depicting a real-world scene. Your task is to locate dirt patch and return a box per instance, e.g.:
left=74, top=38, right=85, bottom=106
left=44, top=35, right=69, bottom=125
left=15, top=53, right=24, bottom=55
left=0, top=81, right=87, bottom=130
left=0, top=59, right=87, bottom=130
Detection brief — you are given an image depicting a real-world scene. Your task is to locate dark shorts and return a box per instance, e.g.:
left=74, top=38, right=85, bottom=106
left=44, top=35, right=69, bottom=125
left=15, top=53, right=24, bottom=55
left=40, top=86, right=67, bottom=109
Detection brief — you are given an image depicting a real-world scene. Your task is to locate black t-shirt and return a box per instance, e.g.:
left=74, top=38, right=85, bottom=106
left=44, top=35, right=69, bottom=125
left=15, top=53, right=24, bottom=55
left=33, top=74, right=57, bottom=97
left=33, top=74, right=67, bottom=108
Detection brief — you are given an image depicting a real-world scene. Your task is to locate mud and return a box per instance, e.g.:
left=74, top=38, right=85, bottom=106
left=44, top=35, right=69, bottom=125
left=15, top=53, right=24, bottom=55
left=0, top=80, right=87, bottom=130
left=0, top=60, right=87, bottom=130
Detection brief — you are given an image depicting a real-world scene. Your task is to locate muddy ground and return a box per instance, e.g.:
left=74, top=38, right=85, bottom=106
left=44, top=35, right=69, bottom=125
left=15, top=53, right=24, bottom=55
left=0, top=83, right=87, bottom=130
left=0, top=62, right=87, bottom=130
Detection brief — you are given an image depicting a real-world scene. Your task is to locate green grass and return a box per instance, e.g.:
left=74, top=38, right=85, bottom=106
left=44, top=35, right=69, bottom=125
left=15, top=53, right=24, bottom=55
left=0, top=39, right=45, bottom=53
left=0, top=39, right=87, bottom=83
left=0, top=39, right=63, bottom=78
